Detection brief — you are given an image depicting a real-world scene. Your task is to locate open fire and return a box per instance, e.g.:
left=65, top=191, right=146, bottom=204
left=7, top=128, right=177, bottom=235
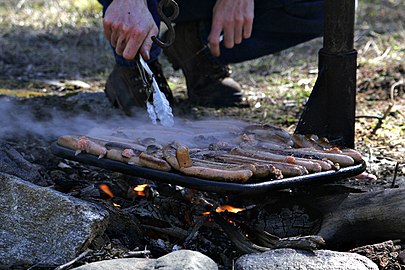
left=133, top=183, right=149, bottom=197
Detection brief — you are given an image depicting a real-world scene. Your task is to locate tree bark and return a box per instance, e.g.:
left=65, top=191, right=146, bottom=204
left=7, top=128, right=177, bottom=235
left=314, top=187, right=405, bottom=248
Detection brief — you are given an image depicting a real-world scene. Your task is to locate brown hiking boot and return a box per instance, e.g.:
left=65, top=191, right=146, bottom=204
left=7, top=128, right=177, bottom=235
left=105, top=60, right=173, bottom=116
left=164, top=22, right=243, bottom=107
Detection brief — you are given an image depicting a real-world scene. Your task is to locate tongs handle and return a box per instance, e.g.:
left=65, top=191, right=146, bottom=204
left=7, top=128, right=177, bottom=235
left=152, top=0, right=179, bottom=48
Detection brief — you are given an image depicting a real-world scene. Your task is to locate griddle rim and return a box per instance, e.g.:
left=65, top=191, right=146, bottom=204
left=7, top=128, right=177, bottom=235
left=51, top=142, right=367, bottom=196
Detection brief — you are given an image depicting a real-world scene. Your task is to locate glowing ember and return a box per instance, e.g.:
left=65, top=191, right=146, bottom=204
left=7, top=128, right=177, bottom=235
left=112, top=202, right=121, bottom=207
left=202, top=205, right=245, bottom=216
left=99, top=184, right=114, bottom=198
left=216, top=205, right=245, bottom=213
left=133, top=184, right=149, bottom=197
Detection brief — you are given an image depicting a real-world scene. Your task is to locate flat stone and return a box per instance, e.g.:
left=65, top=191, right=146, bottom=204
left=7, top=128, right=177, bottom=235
left=72, top=250, right=218, bottom=270
left=235, top=248, right=378, bottom=270
left=0, top=173, right=109, bottom=267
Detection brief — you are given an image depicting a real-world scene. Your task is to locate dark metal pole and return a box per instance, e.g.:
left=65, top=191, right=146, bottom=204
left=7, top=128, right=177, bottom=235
left=295, top=0, right=357, bottom=148
left=324, top=0, right=355, bottom=53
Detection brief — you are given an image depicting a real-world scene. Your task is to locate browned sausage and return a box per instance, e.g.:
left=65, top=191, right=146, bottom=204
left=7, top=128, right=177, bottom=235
left=179, top=166, right=253, bottom=183
left=76, top=136, right=108, bottom=159
left=231, top=147, right=321, bottom=173
left=162, top=144, right=181, bottom=170
left=138, top=152, right=171, bottom=171
left=176, top=144, right=193, bottom=168
left=218, top=154, right=307, bottom=177
left=286, top=148, right=355, bottom=166
left=57, top=135, right=80, bottom=150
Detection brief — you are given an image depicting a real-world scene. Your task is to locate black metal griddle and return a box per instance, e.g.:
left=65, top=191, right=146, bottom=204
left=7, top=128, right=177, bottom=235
left=51, top=142, right=366, bottom=196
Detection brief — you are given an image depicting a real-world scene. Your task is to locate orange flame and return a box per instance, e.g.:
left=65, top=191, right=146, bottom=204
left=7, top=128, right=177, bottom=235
left=216, top=205, right=245, bottom=213
left=99, top=184, right=114, bottom=198
left=202, top=205, right=245, bottom=216
left=133, top=184, right=149, bottom=197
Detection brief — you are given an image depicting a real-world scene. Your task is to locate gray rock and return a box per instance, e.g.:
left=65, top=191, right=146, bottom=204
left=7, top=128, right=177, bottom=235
left=0, top=173, right=109, bottom=266
left=72, top=258, right=154, bottom=270
left=155, top=250, right=218, bottom=270
left=72, top=250, right=218, bottom=270
left=235, top=248, right=378, bottom=270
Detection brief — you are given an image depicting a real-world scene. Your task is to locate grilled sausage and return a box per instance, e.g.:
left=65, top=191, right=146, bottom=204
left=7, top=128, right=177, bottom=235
left=162, top=144, right=181, bottom=170
left=325, top=148, right=363, bottom=163
left=218, top=154, right=307, bottom=177
left=286, top=148, right=355, bottom=166
left=106, top=148, right=140, bottom=164
left=76, top=136, right=108, bottom=159
left=57, top=135, right=79, bottom=150
left=138, top=152, right=172, bottom=171
left=179, top=166, right=253, bottom=183
left=176, top=144, right=193, bottom=168
left=231, top=147, right=322, bottom=173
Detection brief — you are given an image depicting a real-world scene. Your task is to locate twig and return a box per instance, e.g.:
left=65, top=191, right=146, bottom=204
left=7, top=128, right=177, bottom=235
left=391, top=162, right=400, bottom=188
left=355, top=115, right=383, bottom=120
left=371, top=102, right=394, bottom=135
left=54, top=249, right=92, bottom=270
left=123, top=249, right=151, bottom=258
left=183, top=216, right=209, bottom=247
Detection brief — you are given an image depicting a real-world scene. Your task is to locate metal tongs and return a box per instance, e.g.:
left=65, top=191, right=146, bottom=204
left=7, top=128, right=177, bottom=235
left=136, top=0, right=179, bottom=127
left=138, top=57, right=174, bottom=127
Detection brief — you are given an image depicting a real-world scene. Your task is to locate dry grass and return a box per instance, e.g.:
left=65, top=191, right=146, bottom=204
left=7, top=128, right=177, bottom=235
left=0, top=0, right=404, bottom=180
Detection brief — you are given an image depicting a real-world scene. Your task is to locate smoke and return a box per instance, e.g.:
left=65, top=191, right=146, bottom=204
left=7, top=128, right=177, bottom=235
left=0, top=96, right=249, bottom=147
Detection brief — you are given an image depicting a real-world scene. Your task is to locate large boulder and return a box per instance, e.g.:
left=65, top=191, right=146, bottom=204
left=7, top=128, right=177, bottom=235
left=0, top=173, right=109, bottom=267
left=235, top=248, right=378, bottom=270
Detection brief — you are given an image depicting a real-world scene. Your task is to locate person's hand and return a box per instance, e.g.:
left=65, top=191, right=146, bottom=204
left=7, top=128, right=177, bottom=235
left=209, top=0, right=254, bottom=57
left=103, top=0, right=158, bottom=60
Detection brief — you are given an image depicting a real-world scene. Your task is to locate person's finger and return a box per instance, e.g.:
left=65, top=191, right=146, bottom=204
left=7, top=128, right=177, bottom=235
left=243, top=16, right=253, bottom=39
left=223, top=23, right=235, bottom=49
left=110, top=23, right=121, bottom=48
left=103, top=19, right=112, bottom=41
left=123, top=33, right=142, bottom=60
left=234, top=17, right=243, bottom=44
left=116, top=24, right=131, bottom=55
left=115, top=35, right=127, bottom=56
left=209, top=21, right=223, bottom=57
left=139, top=30, right=155, bottom=61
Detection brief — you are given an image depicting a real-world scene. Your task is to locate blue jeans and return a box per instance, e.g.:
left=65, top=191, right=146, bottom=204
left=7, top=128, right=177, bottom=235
left=98, top=0, right=323, bottom=66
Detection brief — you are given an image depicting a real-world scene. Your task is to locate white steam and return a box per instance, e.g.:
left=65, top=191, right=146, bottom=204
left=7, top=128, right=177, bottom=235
left=0, top=97, right=249, bottom=147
